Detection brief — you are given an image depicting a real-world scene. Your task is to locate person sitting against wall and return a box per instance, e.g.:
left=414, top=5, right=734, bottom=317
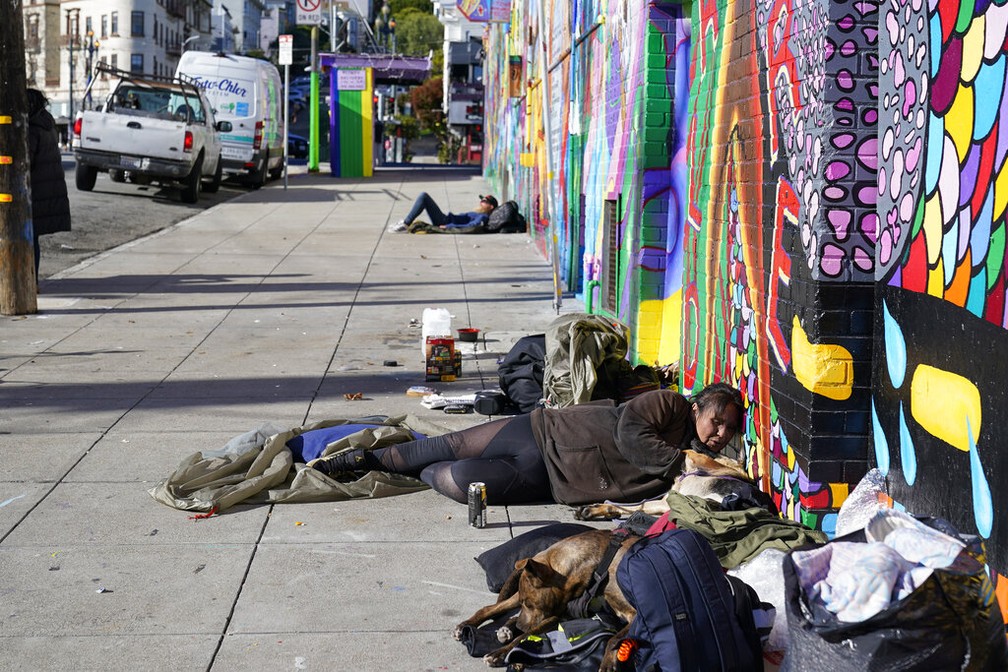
left=390, top=193, right=498, bottom=233
left=307, top=383, right=743, bottom=506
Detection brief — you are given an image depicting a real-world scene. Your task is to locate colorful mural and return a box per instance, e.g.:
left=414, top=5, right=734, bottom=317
left=873, top=0, right=1008, bottom=570
left=685, top=0, right=879, bottom=532
left=484, top=2, right=690, bottom=366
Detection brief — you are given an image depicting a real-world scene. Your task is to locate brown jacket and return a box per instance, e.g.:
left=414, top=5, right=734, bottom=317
left=530, top=389, right=694, bottom=505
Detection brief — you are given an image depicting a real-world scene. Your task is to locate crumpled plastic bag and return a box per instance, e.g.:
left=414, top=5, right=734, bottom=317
left=834, top=467, right=887, bottom=537
left=729, top=549, right=789, bottom=655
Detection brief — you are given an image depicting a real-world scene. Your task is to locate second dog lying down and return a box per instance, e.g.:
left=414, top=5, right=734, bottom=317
left=575, top=448, right=772, bottom=521
left=454, top=528, right=640, bottom=671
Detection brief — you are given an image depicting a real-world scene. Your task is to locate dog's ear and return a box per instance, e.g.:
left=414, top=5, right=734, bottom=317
left=522, top=558, right=561, bottom=588
left=514, top=558, right=529, bottom=571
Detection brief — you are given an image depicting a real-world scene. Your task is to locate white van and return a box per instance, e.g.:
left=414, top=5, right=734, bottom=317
left=175, top=51, right=284, bottom=187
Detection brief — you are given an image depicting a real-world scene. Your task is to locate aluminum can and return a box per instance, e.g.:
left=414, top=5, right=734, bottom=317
left=467, top=482, right=487, bottom=528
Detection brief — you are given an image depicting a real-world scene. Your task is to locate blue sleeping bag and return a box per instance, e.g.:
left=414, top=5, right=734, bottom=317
left=286, top=424, right=426, bottom=463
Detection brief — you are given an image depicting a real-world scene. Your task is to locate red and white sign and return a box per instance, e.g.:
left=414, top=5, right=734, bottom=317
left=296, top=0, right=322, bottom=25
left=278, top=34, right=293, bottom=65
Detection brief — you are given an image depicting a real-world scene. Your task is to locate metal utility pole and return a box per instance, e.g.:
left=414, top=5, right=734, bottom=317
left=66, top=8, right=79, bottom=121
left=308, top=25, right=319, bottom=172
left=0, top=0, right=38, bottom=315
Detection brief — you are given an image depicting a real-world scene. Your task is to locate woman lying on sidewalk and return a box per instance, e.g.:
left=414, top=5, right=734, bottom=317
left=307, top=383, right=743, bottom=506
left=390, top=193, right=498, bottom=233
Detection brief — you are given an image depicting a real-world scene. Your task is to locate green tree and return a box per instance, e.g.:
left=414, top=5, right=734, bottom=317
left=390, top=0, right=433, bottom=15
left=394, top=8, right=443, bottom=57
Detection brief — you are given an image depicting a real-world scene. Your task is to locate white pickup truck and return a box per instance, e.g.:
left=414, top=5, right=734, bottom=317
left=72, top=64, right=231, bottom=203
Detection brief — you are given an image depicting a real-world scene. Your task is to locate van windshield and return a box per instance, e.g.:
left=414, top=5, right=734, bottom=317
left=189, top=75, right=256, bottom=119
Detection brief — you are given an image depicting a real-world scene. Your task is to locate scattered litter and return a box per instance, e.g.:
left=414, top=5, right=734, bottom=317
left=382, top=360, right=398, bottom=367
left=422, top=392, right=478, bottom=409
left=189, top=506, right=218, bottom=520
left=407, top=385, right=437, bottom=397
left=343, top=392, right=363, bottom=401
left=409, top=318, right=420, bottom=326
left=49, top=566, right=59, bottom=571
left=295, top=521, right=305, bottom=526
left=95, top=587, right=112, bottom=594
left=147, top=529, right=158, bottom=536
left=0, top=493, right=26, bottom=508
left=193, top=564, right=206, bottom=574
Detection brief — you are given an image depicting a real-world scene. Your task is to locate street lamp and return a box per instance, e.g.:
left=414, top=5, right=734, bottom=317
left=373, top=1, right=393, bottom=53
left=65, top=7, right=80, bottom=121
left=84, top=30, right=100, bottom=110
left=182, top=34, right=200, bottom=53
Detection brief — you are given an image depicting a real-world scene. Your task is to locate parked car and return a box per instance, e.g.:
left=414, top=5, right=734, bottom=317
left=287, top=133, right=309, bottom=159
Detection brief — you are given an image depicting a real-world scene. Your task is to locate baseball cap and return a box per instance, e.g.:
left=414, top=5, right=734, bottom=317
left=480, top=195, right=499, bottom=208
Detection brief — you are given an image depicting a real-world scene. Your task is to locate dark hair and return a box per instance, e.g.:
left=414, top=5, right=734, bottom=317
left=27, top=88, right=48, bottom=117
left=691, top=382, right=744, bottom=418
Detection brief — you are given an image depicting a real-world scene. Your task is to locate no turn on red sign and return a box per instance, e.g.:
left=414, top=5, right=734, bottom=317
left=296, top=0, right=322, bottom=25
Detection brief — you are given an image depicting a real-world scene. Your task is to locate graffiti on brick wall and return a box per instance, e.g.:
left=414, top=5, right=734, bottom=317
left=686, top=0, right=879, bottom=530
left=874, top=0, right=1008, bottom=569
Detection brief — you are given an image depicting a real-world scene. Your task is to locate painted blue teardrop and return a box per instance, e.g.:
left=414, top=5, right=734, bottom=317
left=968, top=419, right=994, bottom=539
left=883, top=300, right=907, bottom=389
left=871, top=398, right=891, bottom=476
left=899, top=403, right=917, bottom=486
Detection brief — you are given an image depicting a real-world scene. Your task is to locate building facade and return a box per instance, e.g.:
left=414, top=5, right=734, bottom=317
left=481, top=0, right=1008, bottom=615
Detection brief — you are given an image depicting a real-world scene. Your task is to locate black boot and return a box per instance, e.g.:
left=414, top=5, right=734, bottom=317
left=309, top=448, right=383, bottom=477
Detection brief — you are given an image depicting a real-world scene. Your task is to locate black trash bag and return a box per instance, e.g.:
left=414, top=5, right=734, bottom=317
left=782, top=516, right=1008, bottom=671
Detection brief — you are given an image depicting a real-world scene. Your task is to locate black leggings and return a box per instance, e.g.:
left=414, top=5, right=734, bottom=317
left=372, top=414, right=552, bottom=505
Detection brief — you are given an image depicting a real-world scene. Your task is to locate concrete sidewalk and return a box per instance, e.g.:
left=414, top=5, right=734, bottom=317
left=0, top=165, right=590, bottom=671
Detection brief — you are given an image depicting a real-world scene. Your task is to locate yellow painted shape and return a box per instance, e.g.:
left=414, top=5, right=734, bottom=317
left=0, top=116, right=11, bottom=124
left=928, top=255, right=945, bottom=297
left=829, top=482, right=850, bottom=509
left=945, top=83, right=973, bottom=164
left=652, top=291, right=682, bottom=358
left=0, top=156, right=11, bottom=164
left=923, top=190, right=943, bottom=265
left=361, top=68, right=373, bottom=178
left=962, top=15, right=985, bottom=84
left=0, top=194, right=11, bottom=202
left=995, top=161, right=1008, bottom=223
left=910, top=364, right=981, bottom=451
left=519, top=152, right=535, bottom=167
left=791, top=315, right=853, bottom=400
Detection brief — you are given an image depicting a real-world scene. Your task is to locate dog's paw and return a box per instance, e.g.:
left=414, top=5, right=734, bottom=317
left=483, top=651, right=507, bottom=667
left=574, top=504, right=610, bottom=521
left=452, top=623, right=467, bottom=641
left=495, top=624, right=514, bottom=643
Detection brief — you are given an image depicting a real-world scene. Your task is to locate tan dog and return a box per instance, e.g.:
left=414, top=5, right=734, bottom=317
left=453, top=528, right=640, bottom=670
left=575, top=448, right=765, bottom=521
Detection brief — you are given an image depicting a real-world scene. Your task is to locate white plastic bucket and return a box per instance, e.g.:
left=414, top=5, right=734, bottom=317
left=421, top=308, right=452, bottom=355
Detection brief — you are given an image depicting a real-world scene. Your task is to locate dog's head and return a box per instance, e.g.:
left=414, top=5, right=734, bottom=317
left=512, top=557, right=567, bottom=632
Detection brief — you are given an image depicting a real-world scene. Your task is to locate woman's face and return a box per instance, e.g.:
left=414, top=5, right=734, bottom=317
left=692, top=402, right=741, bottom=453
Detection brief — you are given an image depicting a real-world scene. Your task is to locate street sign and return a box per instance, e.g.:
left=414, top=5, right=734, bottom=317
left=278, top=34, right=293, bottom=65
left=296, top=0, right=322, bottom=25
left=336, top=69, right=366, bottom=91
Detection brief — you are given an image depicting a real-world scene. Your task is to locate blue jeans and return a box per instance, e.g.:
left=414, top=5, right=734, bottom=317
left=404, top=192, right=447, bottom=226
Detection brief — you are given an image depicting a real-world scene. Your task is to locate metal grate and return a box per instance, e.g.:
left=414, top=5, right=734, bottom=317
left=602, top=198, right=619, bottom=314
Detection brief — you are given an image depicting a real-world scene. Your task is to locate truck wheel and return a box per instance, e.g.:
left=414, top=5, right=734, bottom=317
left=76, top=164, right=98, bottom=191
left=181, top=155, right=203, bottom=204
left=251, top=150, right=268, bottom=189
left=268, top=152, right=284, bottom=180
left=203, top=155, right=223, bottom=194
left=109, top=169, right=126, bottom=183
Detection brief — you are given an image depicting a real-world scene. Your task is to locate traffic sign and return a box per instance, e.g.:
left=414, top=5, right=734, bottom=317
left=278, top=34, right=293, bottom=65
left=296, top=0, right=322, bottom=25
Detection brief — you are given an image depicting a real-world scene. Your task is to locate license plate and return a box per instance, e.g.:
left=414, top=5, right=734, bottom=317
left=120, top=156, right=141, bottom=169
left=221, top=146, right=246, bottom=160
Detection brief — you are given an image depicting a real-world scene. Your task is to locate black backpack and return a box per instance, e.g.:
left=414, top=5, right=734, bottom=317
left=615, top=529, right=767, bottom=671
left=486, top=200, right=527, bottom=233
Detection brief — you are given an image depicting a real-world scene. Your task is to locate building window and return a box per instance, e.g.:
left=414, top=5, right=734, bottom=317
left=100, top=15, right=107, bottom=39
left=111, top=12, right=118, bottom=35
left=28, top=15, right=39, bottom=41
left=131, top=11, right=144, bottom=37
left=153, top=17, right=158, bottom=44
left=111, top=53, right=118, bottom=70
left=601, top=198, right=620, bottom=316
left=86, top=16, right=92, bottom=35
left=130, top=53, right=143, bottom=73
left=153, top=57, right=158, bottom=76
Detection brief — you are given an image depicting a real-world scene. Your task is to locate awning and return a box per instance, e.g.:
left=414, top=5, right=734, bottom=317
left=319, top=53, right=432, bottom=85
